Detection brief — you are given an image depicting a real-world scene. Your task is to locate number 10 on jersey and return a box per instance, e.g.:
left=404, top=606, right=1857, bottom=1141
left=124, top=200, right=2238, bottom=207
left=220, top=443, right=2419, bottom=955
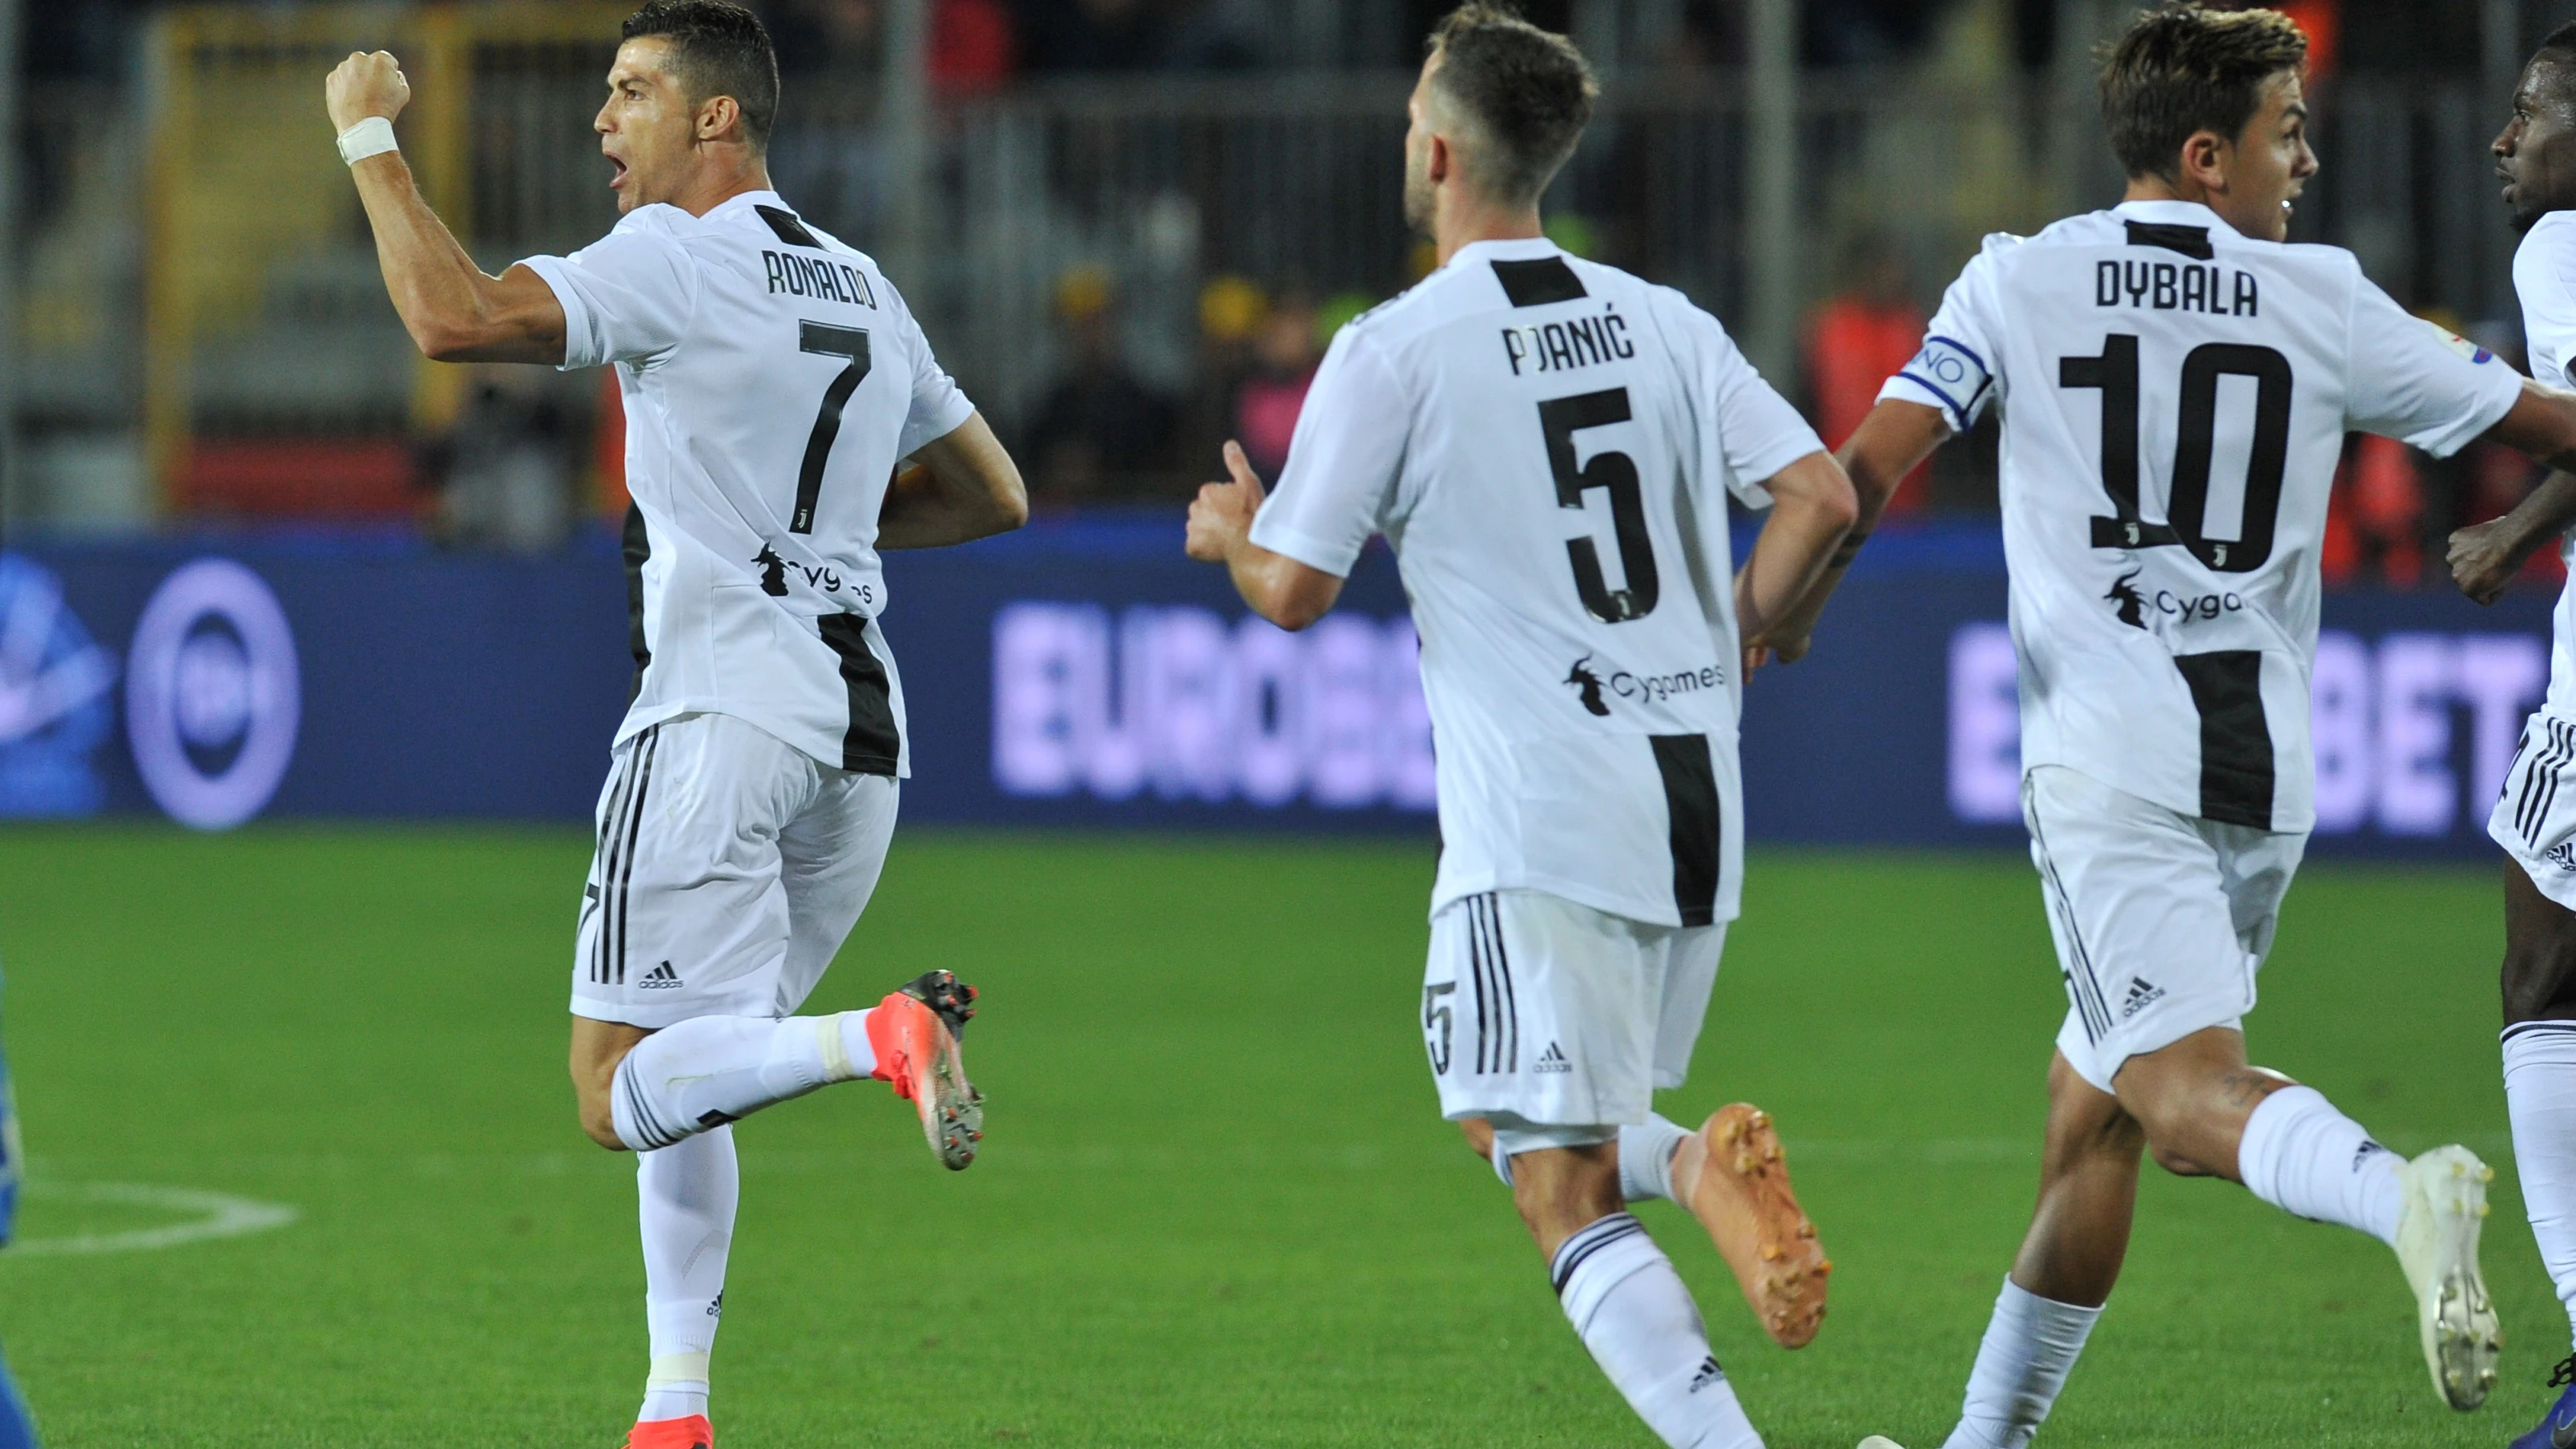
left=2060, top=333, right=2291, bottom=574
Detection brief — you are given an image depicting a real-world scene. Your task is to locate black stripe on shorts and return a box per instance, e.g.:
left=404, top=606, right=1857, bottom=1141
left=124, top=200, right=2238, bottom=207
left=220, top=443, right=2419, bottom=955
left=608, top=724, right=663, bottom=987
left=589, top=743, right=643, bottom=986
left=1473, top=894, right=1517, bottom=1073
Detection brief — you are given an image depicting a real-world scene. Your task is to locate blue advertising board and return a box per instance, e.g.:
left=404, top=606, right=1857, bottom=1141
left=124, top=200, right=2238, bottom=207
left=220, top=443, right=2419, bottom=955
left=1, top=516, right=2560, bottom=860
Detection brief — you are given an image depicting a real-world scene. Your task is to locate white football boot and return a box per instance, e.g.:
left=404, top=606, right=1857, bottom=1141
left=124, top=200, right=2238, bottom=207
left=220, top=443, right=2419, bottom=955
left=2395, top=1144, right=2501, bottom=1410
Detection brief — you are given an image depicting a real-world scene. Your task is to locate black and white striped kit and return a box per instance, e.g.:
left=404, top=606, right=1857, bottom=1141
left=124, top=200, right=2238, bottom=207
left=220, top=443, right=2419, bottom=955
left=587, top=723, right=664, bottom=987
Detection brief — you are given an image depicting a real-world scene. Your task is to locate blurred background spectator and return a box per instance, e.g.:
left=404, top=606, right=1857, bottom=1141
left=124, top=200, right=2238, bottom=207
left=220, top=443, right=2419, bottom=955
left=1232, top=292, right=1320, bottom=482
left=1801, top=232, right=1927, bottom=516
left=1024, top=266, right=1179, bottom=503
left=419, top=369, right=584, bottom=554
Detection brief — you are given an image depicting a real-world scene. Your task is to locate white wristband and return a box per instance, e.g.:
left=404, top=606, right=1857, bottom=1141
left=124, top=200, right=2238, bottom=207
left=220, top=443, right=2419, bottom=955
left=337, top=116, right=399, bottom=166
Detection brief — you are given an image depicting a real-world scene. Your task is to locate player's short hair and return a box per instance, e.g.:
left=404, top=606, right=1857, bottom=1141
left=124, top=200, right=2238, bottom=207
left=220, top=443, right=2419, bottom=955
left=1425, top=3, right=1598, bottom=208
left=622, top=0, right=780, bottom=151
left=2538, top=21, right=2576, bottom=67
left=2098, top=6, right=2309, bottom=182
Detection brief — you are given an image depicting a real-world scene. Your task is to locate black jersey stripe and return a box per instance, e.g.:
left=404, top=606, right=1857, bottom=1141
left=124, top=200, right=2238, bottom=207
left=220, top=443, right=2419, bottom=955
left=2124, top=220, right=2215, bottom=260
left=2174, top=650, right=2274, bottom=829
left=816, top=615, right=902, bottom=777
left=1492, top=256, right=1586, bottom=307
left=754, top=204, right=825, bottom=249
left=622, top=503, right=653, bottom=703
left=2504, top=1019, right=2576, bottom=1043
left=1650, top=734, right=1723, bottom=928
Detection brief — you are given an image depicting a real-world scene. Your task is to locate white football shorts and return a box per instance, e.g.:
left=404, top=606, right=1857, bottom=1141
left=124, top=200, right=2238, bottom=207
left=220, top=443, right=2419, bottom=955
left=2023, top=765, right=2307, bottom=1095
left=2489, top=710, right=2576, bottom=912
left=1421, top=888, right=1724, bottom=1146
left=570, top=710, right=898, bottom=1029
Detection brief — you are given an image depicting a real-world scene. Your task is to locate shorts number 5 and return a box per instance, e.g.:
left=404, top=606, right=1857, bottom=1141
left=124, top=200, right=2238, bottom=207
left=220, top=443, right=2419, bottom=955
left=1423, top=981, right=1457, bottom=1076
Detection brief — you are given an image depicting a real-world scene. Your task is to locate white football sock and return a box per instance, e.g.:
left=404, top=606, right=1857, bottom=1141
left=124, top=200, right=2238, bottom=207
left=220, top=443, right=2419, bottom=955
left=611, top=1011, right=877, bottom=1152
left=636, top=1124, right=736, bottom=1424
left=2505, top=1024, right=2576, bottom=1350
left=2235, top=1084, right=2401, bottom=1245
left=1551, top=1213, right=1763, bottom=1449
left=1619, top=1113, right=1693, bottom=1203
left=1943, top=1277, right=2102, bottom=1449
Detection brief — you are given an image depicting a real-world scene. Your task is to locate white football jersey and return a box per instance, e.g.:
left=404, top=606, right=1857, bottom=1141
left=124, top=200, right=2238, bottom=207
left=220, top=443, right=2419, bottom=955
left=1250, top=239, right=1822, bottom=927
left=521, top=189, right=978, bottom=775
left=2513, top=209, right=2576, bottom=721
left=1882, top=200, right=2522, bottom=832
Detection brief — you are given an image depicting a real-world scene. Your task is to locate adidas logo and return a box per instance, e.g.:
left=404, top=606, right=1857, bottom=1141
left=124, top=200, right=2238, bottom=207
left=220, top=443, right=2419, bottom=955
left=1534, top=1042, right=1573, bottom=1075
left=639, top=961, right=683, bottom=990
left=2356, top=1139, right=2392, bottom=1170
left=1688, top=1355, right=1725, bottom=1392
left=2550, top=841, right=2576, bottom=874
left=2120, top=976, right=2164, bottom=1019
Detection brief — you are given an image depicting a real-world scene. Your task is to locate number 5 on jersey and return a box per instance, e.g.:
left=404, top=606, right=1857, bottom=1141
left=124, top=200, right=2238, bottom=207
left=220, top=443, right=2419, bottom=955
left=1542, top=388, right=1660, bottom=623
left=790, top=321, right=873, bottom=535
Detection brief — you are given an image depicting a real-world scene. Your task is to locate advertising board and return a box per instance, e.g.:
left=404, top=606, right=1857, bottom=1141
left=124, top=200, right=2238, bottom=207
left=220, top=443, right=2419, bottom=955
left=4, top=519, right=2558, bottom=859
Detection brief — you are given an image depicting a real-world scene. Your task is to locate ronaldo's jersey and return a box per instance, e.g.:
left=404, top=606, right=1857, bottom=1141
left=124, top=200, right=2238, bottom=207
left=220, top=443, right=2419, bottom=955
left=521, top=190, right=978, bottom=776
left=1250, top=238, right=1822, bottom=928
left=1882, top=200, right=2522, bottom=832
left=2513, top=209, right=2576, bottom=721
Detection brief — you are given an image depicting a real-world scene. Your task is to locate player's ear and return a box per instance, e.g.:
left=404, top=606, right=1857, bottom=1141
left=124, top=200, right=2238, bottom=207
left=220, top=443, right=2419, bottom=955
left=1426, top=131, right=1453, bottom=186
left=2179, top=128, right=2228, bottom=193
left=696, top=92, right=741, bottom=144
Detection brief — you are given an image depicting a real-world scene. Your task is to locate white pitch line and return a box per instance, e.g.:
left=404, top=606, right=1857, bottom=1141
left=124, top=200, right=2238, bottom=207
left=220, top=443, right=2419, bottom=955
left=6, top=1181, right=297, bottom=1257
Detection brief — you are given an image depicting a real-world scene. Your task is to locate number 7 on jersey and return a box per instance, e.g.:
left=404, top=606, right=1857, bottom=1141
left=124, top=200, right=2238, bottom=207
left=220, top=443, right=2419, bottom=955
left=790, top=321, right=873, bottom=535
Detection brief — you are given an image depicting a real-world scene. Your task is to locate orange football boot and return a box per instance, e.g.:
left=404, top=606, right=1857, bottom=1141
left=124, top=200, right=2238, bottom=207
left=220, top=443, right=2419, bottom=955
left=865, top=970, right=984, bottom=1169
left=1675, top=1103, right=1831, bottom=1348
left=620, top=1414, right=712, bottom=1449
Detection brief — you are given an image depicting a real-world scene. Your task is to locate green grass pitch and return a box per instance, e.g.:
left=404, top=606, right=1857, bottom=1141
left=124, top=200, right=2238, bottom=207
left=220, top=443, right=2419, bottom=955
left=0, top=825, right=2555, bottom=1447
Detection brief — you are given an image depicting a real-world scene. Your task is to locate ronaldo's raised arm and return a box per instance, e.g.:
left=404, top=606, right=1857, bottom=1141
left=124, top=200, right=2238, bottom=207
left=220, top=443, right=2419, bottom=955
left=328, top=50, right=567, bottom=365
